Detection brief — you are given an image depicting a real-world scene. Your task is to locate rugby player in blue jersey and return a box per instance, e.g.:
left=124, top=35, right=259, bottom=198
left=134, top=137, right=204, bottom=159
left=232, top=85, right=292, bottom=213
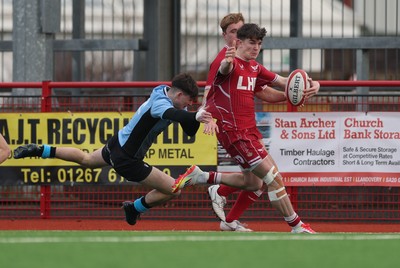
left=14, top=73, right=217, bottom=225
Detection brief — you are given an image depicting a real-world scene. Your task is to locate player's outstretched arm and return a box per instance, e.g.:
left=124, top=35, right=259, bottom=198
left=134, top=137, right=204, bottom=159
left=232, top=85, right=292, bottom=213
left=255, top=85, right=286, bottom=103
left=0, top=134, right=10, bottom=164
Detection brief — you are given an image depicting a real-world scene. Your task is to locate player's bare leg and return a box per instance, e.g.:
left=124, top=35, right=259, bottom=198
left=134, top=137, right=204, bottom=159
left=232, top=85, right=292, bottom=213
left=123, top=167, right=180, bottom=225
left=254, top=155, right=316, bottom=234
left=14, top=143, right=107, bottom=168
left=172, top=165, right=259, bottom=193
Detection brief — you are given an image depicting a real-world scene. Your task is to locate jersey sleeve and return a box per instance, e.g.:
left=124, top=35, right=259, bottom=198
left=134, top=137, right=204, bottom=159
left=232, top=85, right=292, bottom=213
left=151, top=96, right=200, bottom=136
left=205, top=47, right=227, bottom=90
left=255, top=64, right=279, bottom=91
left=163, top=108, right=200, bottom=136
left=151, top=97, right=173, bottom=119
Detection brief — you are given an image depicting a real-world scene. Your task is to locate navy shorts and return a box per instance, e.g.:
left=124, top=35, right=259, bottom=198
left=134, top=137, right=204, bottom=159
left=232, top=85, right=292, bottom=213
left=101, top=135, right=152, bottom=182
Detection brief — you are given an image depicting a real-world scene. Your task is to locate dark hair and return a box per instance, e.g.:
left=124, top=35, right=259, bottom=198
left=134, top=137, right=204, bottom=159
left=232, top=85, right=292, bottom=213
left=171, top=73, right=199, bottom=99
left=219, top=13, right=245, bottom=33
left=237, top=23, right=267, bottom=41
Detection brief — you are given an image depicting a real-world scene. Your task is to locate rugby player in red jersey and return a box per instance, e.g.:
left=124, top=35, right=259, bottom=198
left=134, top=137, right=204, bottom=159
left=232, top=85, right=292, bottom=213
left=175, top=22, right=319, bottom=233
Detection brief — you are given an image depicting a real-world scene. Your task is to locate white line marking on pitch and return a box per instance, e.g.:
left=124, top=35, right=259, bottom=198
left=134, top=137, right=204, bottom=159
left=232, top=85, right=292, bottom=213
left=1, top=234, right=400, bottom=244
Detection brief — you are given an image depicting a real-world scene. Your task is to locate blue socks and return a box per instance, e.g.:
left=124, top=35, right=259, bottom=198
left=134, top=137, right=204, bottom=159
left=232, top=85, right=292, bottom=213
left=133, top=196, right=150, bottom=213
left=41, top=144, right=51, bottom=158
left=40, top=144, right=56, bottom=159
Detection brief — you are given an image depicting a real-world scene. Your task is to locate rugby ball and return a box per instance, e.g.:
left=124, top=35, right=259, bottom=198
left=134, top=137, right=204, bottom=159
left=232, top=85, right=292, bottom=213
left=285, top=69, right=310, bottom=106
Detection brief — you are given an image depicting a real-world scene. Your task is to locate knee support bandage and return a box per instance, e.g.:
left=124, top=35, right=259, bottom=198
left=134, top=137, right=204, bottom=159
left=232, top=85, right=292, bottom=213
left=262, top=166, right=279, bottom=185
left=262, top=166, right=287, bottom=201
left=268, top=187, right=287, bottom=201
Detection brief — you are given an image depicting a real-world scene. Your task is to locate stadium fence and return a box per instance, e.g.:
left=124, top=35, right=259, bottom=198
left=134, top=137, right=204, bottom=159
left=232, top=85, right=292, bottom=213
left=1, top=80, right=400, bottom=222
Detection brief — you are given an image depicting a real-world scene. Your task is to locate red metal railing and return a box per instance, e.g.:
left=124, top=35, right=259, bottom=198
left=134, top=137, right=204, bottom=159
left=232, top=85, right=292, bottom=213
left=1, top=80, right=400, bottom=222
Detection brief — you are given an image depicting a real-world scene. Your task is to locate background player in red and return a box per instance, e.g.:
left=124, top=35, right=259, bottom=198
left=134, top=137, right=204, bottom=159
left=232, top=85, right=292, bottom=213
left=202, top=13, right=263, bottom=232
left=176, top=23, right=320, bottom=233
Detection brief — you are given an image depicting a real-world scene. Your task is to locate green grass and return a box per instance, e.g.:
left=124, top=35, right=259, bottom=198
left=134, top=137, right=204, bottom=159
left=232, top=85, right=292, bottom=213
left=1, top=231, right=400, bottom=268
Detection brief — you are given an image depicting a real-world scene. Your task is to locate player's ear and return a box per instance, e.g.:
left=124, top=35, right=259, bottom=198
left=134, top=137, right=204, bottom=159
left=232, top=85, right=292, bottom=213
left=176, top=90, right=187, bottom=99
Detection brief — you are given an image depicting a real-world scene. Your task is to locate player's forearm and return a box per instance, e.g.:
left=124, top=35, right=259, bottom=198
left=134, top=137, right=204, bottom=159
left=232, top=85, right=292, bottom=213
left=268, top=88, right=286, bottom=102
left=163, top=108, right=200, bottom=136
left=219, top=59, right=233, bottom=75
left=200, top=88, right=210, bottom=108
left=255, top=85, right=286, bottom=103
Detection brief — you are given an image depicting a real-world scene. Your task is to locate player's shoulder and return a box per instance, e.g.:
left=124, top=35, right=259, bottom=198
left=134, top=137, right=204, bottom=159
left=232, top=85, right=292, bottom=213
left=150, top=85, right=171, bottom=102
left=152, top=85, right=168, bottom=94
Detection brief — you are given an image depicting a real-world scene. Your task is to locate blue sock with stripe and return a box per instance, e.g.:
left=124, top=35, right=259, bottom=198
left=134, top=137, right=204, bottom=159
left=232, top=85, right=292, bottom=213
left=133, top=196, right=150, bottom=213
left=41, top=144, right=56, bottom=159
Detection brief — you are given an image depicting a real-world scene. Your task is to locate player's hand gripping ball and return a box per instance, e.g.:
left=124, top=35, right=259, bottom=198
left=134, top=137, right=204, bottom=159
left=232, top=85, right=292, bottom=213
left=285, top=69, right=310, bottom=106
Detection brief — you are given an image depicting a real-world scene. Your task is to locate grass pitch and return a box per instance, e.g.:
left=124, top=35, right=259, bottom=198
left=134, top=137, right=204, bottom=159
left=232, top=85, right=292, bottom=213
left=1, top=231, right=399, bottom=268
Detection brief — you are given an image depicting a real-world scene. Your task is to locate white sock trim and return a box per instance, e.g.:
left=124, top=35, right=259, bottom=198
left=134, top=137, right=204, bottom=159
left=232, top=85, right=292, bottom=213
left=284, top=213, right=298, bottom=222
left=214, top=173, right=222, bottom=184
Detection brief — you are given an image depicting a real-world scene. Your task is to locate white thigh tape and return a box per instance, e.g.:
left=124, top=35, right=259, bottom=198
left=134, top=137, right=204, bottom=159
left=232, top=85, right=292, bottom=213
left=262, top=166, right=278, bottom=185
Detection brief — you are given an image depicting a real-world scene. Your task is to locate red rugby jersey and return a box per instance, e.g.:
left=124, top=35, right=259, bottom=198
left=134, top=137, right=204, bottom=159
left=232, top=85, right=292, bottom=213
left=206, top=56, right=278, bottom=131
left=205, top=46, right=228, bottom=90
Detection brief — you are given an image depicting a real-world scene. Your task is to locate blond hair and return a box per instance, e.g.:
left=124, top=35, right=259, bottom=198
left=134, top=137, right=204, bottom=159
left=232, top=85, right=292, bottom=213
left=219, top=13, right=245, bottom=33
